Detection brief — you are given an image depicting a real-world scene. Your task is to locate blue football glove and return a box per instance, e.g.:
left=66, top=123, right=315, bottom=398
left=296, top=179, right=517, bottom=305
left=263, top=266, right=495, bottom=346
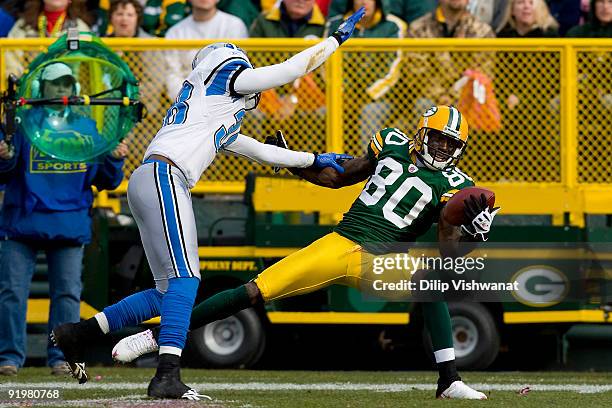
left=313, top=152, right=353, bottom=174
left=331, top=6, right=366, bottom=45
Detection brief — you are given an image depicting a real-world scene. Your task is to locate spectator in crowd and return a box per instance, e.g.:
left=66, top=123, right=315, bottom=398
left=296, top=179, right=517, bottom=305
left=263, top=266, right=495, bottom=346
left=326, top=0, right=406, bottom=146
left=468, top=0, right=509, bottom=32
left=6, top=0, right=93, bottom=76
left=330, top=1, right=436, bottom=25
left=0, top=62, right=128, bottom=377
left=250, top=0, right=326, bottom=37
left=546, top=0, right=582, bottom=35
left=164, top=0, right=248, bottom=97
left=106, top=0, right=152, bottom=37
left=406, top=0, right=495, bottom=113
left=567, top=0, right=612, bottom=36
left=497, top=0, right=559, bottom=36
left=408, top=0, right=495, bottom=38
left=0, top=0, right=22, bottom=37
left=95, top=0, right=186, bottom=36
left=218, top=0, right=260, bottom=28
left=389, top=0, right=437, bottom=24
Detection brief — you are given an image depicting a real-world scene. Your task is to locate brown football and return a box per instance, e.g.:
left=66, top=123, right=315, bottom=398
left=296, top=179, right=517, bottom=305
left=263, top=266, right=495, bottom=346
left=442, top=187, right=496, bottom=226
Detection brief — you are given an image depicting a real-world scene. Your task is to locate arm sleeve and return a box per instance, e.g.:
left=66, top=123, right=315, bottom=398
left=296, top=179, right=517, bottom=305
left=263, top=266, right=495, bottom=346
left=232, top=37, right=340, bottom=95
left=222, top=133, right=315, bottom=168
left=92, top=155, right=125, bottom=191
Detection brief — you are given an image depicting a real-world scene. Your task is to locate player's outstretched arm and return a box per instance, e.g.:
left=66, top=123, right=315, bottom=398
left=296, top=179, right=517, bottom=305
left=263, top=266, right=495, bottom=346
left=223, top=132, right=350, bottom=174
left=222, top=133, right=315, bottom=168
left=291, top=155, right=373, bottom=189
left=231, top=7, right=365, bottom=94
left=263, top=130, right=373, bottom=188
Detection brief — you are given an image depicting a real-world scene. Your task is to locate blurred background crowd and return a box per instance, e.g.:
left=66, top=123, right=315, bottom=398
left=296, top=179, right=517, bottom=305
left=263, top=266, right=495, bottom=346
left=2, top=0, right=609, bottom=43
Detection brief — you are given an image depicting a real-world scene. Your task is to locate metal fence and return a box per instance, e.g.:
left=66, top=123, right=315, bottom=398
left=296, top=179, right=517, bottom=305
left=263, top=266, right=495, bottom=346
left=1, top=38, right=611, bottom=225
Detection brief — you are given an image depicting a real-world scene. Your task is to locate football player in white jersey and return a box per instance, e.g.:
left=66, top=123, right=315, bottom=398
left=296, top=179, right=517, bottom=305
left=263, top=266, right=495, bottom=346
left=51, top=7, right=366, bottom=400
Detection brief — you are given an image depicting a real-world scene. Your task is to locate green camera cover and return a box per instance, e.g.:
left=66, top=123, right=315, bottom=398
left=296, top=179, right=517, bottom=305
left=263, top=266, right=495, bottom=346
left=17, top=32, right=140, bottom=161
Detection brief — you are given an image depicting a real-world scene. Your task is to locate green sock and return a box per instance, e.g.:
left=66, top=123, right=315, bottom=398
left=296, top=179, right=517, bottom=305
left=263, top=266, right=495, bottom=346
left=423, top=301, right=453, bottom=351
left=189, top=285, right=252, bottom=329
left=422, top=302, right=460, bottom=387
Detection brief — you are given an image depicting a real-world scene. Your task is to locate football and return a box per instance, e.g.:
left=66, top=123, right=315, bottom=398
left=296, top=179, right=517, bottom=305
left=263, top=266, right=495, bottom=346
left=442, top=186, right=496, bottom=226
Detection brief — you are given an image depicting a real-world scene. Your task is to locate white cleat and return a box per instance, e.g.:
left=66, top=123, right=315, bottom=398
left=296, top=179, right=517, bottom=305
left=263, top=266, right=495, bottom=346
left=112, top=329, right=159, bottom=363
left=438, top=380, right=488, bottom=400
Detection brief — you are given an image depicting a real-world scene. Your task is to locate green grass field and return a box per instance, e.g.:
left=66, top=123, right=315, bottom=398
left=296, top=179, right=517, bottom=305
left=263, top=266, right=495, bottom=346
left=1, top=368, right=611, bottom=407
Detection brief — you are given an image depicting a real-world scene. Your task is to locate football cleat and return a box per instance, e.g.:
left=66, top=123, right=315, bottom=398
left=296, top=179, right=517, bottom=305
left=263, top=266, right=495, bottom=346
left=147, top=373, right=211, bottom=400
left=50, top=323, right=89, bottom=384
left=437, top=380, right=487, bottom=400
left=112, top=329, right=159, bottom=363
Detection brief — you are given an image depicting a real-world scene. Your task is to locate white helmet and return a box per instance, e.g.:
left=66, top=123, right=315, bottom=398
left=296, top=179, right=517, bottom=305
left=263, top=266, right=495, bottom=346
left=192, top=42, right=250, bottom=70
left=191, top=42, right=259, bottom=110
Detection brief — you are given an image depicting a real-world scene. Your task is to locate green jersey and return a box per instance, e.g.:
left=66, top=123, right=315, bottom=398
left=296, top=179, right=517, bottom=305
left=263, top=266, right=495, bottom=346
left=335, top=128, right=474, bottom=248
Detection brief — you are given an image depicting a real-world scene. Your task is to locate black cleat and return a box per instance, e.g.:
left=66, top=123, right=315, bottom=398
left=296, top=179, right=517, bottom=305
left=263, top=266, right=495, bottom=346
left=50, top=323, right=89, bottom=384
left=148, top=354, right=211, bottom=400
left=147, top=374, right=211, bottom=400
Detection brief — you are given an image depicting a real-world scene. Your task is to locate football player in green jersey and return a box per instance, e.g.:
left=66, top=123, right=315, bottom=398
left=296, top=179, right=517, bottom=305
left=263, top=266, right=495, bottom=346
left=112, top=106, right=499, bottom=399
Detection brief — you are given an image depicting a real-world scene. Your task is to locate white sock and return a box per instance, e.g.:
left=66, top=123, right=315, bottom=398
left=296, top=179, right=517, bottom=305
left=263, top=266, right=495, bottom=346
left=434, top=347, right=455, bottom=363
left=94, top=312, right=110, bottom=334
left=159, top=346, right=182, bottom=357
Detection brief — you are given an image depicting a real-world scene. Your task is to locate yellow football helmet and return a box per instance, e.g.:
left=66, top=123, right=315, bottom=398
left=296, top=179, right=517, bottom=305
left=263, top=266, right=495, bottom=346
left=414, top=105, right=469, bottom=171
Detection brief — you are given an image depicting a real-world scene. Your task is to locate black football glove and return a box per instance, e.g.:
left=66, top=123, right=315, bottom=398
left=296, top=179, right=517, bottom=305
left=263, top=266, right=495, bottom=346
left=264, top=130, right=289, bottom=173
left=460, top=194, right=500, bottom=242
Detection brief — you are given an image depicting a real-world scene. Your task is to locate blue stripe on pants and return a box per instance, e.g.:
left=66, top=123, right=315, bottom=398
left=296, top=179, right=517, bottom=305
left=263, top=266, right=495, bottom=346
left=155, top=162, right=192, bottom=278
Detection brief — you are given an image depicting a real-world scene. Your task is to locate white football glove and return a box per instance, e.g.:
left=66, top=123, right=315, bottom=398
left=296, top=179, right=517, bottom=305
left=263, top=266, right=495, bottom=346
left=460, top=194, right=500, bottom=242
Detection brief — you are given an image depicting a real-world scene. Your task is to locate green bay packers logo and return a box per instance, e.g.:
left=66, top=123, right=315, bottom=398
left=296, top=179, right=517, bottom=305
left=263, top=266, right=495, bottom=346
left=511, top=265, right=569, bottom=307
left=422, top=106, right=438, bottom=117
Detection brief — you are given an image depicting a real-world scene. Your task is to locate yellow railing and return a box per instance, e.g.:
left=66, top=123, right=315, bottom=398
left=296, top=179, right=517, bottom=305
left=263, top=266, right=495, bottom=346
left=1, top=38, right=611, bottom=226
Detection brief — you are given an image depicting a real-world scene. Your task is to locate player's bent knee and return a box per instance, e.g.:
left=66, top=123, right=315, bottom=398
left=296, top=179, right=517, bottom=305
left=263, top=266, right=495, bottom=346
left=245, top=281, right=264, bottom=305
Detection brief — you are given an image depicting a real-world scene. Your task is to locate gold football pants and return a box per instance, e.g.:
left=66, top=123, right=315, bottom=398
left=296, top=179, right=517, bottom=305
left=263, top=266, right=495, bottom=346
left=254, top=232, right=372, bottom=302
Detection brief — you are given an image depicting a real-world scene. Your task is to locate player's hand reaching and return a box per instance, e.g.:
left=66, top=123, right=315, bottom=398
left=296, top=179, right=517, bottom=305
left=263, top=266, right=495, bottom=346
left=460, top=194, right=500, bottom=242
left=332, top=6, right=366, bottom=45
left=313, top=152, right=353, bottom=174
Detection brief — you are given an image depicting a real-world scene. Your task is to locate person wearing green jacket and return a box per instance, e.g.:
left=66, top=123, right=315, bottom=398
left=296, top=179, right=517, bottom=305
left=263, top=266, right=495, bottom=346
left=330, top=0, right=436, bottom=24
left=218, top=0, right=259, bottom=28
left=326, top=0, right=406, bottom=148
left=249, top=0, right=326, bottom=38
left=566, top=0, right=612, bottom=37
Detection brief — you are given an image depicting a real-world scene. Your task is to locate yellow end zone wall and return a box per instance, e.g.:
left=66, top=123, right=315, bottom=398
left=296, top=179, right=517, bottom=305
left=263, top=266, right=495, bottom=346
left=26, top=300, right=611, bottom=325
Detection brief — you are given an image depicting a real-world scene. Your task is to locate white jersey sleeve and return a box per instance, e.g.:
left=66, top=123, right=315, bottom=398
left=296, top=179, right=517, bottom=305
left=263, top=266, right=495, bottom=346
left=222, top=134, right=314, bottom=168
left=232, top=37, right=339, bottom=95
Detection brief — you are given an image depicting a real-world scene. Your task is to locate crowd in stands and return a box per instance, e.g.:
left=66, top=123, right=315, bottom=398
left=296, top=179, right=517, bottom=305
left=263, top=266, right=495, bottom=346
left=1, top=1, right=609, bottom=88
left=0, top=1, right=609, bottom=42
